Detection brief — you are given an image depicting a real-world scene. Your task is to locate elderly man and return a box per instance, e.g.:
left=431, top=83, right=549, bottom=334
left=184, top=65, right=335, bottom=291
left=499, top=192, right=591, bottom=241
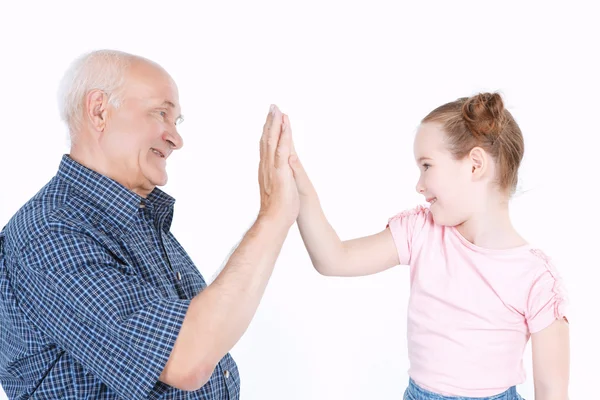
left=0, top=50, right=298, bottom=399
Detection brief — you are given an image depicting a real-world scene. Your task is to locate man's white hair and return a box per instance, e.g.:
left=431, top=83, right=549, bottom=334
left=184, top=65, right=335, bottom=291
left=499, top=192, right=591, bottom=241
left=57, top=49, right=144, bottom=137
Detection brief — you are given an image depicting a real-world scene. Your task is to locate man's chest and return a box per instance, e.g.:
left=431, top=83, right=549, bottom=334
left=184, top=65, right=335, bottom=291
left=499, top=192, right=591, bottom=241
left=99, top=218, right=208, bottom=301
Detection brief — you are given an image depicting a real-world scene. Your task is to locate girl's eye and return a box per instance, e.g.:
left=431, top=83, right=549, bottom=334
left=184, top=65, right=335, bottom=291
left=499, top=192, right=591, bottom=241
left=423, top=163, right=431, bottom=171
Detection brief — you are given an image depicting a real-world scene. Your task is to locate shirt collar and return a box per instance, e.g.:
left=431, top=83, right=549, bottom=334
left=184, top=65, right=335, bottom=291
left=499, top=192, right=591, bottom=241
left=56, top=154, right=176, bottom=230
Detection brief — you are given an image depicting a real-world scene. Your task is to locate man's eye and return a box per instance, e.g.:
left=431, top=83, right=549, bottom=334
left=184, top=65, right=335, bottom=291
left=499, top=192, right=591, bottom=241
left=159, top=111, right=167, bottom=118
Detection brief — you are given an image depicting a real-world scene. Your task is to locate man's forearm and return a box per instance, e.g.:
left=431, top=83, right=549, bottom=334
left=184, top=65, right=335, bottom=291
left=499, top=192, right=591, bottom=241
left=189, top=214, right=291, bottom=364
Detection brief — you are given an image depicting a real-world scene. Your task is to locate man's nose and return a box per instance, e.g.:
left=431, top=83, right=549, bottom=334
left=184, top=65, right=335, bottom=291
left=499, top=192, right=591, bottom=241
left=164, top=128, right=183, bottom=150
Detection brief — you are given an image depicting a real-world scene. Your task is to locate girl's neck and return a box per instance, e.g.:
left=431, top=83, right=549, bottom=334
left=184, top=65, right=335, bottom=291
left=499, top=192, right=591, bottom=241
left=455, top=202, right=528, bottom=250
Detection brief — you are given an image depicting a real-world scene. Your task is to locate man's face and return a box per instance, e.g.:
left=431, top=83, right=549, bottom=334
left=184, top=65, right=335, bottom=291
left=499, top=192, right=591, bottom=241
left=101, top=61, right=183, bottom=197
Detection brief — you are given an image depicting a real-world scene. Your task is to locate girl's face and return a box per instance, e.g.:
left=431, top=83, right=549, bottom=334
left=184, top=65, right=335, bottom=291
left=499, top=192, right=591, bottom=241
left=413, top=122, right=480, bottom=226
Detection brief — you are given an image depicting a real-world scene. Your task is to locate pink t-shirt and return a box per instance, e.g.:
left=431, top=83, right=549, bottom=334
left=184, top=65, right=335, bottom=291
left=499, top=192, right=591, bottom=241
left=387, top=205, right=568, bottom=397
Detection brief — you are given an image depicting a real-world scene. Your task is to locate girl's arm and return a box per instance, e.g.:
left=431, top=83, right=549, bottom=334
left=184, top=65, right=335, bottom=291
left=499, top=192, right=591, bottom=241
left=288, top=146, right=399, bottom=277
left=531, top=318, right=570, bottom=400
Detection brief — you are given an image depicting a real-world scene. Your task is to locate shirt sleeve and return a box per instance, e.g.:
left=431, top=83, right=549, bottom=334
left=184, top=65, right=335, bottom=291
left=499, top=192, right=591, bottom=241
left=14, top=230, right=190, bottom=399
left=386, top=205, right=431, bottom=265
left=525, top=252, right=569, bottom=334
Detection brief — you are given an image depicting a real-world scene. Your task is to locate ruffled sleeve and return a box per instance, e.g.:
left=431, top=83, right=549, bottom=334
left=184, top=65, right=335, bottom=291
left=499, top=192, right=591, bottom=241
left=525, top=249, right=569, bottom=334
left=386, top=205, right=430, bottom=265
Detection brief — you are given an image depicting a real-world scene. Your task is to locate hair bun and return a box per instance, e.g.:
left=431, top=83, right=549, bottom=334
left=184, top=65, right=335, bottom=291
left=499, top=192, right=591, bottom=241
left=461, top=92, right=505, bottom=139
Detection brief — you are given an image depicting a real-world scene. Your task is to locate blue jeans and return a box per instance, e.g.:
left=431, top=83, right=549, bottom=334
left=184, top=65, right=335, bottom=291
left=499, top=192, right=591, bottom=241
left=403, top=379, right=525, bottom=400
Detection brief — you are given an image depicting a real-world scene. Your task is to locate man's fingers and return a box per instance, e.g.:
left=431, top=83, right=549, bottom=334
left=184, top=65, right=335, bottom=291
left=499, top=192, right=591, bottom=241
left=274, top=113, right=292, bottom=169
left=262, top=104, right=275, bottom=135
left=266, top=105, right=283, bottom=163
left=260, top=104, right=275, bottom=161
left=282, top=114, right=298, bottom=158
left=281, top=114, right=297, bottom=160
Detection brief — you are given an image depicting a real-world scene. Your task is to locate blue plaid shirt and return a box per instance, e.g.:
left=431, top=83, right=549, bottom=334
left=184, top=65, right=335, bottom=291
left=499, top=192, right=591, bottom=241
left=0, top=155, right=241, bottom=399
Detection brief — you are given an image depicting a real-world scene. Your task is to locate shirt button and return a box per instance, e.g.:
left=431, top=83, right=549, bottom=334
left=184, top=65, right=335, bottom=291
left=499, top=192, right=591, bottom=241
left=139, top=202, right=146, bottom=209
left=224, top=370, right=230, bottom=379
left=176, top=272, right=182, bottom=281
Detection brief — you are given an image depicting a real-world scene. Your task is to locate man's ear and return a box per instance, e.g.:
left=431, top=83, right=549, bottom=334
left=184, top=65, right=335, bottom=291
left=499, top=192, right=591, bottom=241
left=85, top=89, right=109, bottom=132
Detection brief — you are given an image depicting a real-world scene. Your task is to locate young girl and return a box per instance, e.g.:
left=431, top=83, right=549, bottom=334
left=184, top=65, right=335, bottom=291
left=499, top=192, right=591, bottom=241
left=288, top=93, right=570, bottom=399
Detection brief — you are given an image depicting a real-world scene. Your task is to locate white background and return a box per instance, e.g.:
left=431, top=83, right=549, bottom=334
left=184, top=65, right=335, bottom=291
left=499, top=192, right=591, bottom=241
left=1, top=1, right=598, bottom=399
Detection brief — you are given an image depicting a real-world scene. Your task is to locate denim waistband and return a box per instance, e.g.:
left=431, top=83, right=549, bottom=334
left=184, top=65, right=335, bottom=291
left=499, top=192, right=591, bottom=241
left=404, top=379, right=522, bottom=400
